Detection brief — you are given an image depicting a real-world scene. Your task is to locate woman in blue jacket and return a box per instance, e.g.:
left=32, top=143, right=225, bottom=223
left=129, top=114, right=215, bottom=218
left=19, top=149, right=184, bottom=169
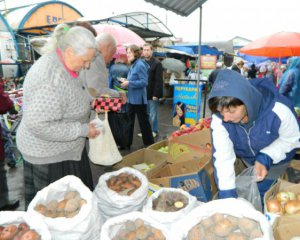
left=120, top=44, right=154, bottom=147
left=208, top=69, right=300, bottom=201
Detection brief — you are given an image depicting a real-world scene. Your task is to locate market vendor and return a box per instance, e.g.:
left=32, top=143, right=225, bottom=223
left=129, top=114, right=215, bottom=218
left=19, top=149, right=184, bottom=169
left=16, top=23, right=99, bottom=208
left=208, top=69, right=300, bottom=201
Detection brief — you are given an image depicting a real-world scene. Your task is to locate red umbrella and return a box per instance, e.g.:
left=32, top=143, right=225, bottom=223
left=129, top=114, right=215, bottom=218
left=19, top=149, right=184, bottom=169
left=239, top=31, right=300, bottom=58
left=92, top=23, right=145, bottom=47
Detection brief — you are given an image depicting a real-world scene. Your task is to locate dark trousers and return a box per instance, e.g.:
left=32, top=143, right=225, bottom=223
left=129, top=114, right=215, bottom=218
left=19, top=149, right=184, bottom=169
left=127, top=103, right=154, bottom=146
left=0, top=160, right=8, bottom=208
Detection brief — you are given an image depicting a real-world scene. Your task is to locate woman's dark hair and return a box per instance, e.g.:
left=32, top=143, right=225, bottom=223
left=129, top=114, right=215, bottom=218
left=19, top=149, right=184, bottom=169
left=127, top=44, right=141, bottom=59
left=208, top=96, right=244, bottom=113
left=74, top=21, right=97, bottom=37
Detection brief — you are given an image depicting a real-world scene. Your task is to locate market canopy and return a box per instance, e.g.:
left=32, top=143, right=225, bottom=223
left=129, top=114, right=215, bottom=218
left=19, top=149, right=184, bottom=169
left=144, top=0, right=208, bottom=17
left=165, top=44, right=221, bottom=56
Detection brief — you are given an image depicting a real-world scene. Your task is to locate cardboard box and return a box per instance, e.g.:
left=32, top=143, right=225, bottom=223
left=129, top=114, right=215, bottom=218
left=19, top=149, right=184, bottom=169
left=147, top=139, right=168, bottom=152
left=168, top=128, right=212, bottom=163
left=113, top=148, right=168, bottom=178
left=264, top=179, right=300, bottom=225
left=273, top=215, right=300, bottom=240
left=149, top=157, right=213, bottom=202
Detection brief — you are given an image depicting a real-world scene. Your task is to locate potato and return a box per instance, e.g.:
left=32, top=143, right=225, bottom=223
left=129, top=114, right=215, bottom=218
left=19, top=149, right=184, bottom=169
left=136, top=225, right=150, bottom=239
left=226, top=215, right=239, bottom=230
left=0, top=224, right=18, bottom=240
left=64, top=198, right=80, bottom=213
left=200, top=216, right=214, bottom=228
left=250, top=228, right=263, bottom=238
left=238, top=217, right=259, bottom=236
left=211, top=212, right=225, bottom=223
left=19, top=230, right=41, bottom=240
left=213, top=218, right=234, bottom=237
left=46, top=200, right=58, bottom=212
left=134, top=218, right=144, bottom=228
left=18, top=223, right=30, bottom=232
left=64, top=191, right=80, bottom=200
left=124, top=221, right=136, bottom=232
left=227, top=232, right=248, bottom=240
left=56, top=199, right=67, bottom=213
left=34, top=204, right=47, bottom=216
left=187, top=225, right=205, bottom=240
left=45, top=210, right=57, bottom=218
left=151, top=227, right=165, bottom=240
left=65, top=209, right=80, bottom=218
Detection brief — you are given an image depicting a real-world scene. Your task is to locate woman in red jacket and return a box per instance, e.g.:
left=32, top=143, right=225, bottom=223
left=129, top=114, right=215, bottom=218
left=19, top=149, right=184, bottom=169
left=0, top=82, right=19, bottom=210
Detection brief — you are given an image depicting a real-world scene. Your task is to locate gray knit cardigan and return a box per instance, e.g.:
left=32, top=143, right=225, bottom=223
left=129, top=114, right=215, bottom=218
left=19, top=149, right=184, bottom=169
left=16, top=51, right=91, bottom=164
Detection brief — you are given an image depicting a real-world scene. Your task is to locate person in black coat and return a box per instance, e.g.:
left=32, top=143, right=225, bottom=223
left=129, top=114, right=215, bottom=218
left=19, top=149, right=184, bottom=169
left=208, top=62, right=223, bottom=86
left=142, top=43, right=163, bottom=137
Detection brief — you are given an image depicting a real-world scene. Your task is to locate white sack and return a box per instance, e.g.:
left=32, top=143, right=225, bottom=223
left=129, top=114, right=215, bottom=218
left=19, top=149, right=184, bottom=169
left=143, top=188, right=197, bottom=229
left=94, top=167, right=148, bottom=222
left=0, top=211, right=51, bottom=240
left=174, top=198, right=273, bottom=240
left=27, top=175, right=102, bottom=240
left=100, top=211, right=178, bottom=240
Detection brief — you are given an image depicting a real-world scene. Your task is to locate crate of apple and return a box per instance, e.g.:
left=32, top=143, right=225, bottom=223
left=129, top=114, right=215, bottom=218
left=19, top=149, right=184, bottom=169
left=171, top=118, right=211, bottom=138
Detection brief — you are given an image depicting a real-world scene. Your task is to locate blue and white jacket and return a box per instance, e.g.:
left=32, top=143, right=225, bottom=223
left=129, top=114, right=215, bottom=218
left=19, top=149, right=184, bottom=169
left=208, top=70, right=300, bottom=199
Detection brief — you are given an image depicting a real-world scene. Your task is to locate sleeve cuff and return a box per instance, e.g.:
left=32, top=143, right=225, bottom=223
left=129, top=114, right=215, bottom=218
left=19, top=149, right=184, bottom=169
left=80, top=124, right=89, bottom=137
left=219, top=189, right=238, bottom=199
left=256, top=153, right=272, bottom=170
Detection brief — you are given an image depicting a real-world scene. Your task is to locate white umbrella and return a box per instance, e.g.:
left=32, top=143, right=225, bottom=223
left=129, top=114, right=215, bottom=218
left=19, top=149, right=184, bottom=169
left=161, top=58, right=186, bottom=72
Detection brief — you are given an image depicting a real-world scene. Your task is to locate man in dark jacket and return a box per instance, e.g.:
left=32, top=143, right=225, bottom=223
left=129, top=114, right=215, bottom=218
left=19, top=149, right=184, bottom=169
left=141, top=43, right=163, bottom=137
left=0, top=82, right=19, bottom=210
left=208, top=62, right=223, bottom=86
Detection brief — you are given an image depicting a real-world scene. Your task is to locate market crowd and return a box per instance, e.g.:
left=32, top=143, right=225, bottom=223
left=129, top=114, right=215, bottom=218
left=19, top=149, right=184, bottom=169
left=0, top=21, right=299, bottom=225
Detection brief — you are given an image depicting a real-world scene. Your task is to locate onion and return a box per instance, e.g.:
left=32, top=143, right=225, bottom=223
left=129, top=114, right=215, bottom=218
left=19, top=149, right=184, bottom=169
left=266, top=199, right=283, bottom=214
left=276, top=192, right=290, bottom=203
left=286, top=191, right=297, bottom=201
left=284, top=200, right=300, bottom=214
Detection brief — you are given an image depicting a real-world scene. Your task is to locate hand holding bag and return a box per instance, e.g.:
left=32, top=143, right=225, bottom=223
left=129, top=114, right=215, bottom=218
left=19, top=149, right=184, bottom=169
left=89, top=112, right=122, bottom=166
left=94, top=97, right=122, bottom=112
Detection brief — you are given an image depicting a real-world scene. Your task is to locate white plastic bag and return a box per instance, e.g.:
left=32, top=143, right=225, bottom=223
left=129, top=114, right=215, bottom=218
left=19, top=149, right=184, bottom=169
left=236, top=166, right=262, bottom=212
left=174, top=198, right=273, bottom=240
left=100, top=211, right=178, bottom=240
left=0, top=211, right=51, bottom=240
left=27, top=175, right=102, bottom=240
left=89, top=111, right=122, bottom=166
left=143, top=188, right=197, bottom=230
left=94, top=167, right=149, bottom=222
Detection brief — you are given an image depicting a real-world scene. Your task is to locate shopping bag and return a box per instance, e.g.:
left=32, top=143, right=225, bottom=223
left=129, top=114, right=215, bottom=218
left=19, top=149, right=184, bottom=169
left=108, top=112, right=131, bottom=148
left=94, top=97, right=122, bottom=112
left=236, top=166, right=262, bottom=212
left=89, top=112, right=122, bottom=166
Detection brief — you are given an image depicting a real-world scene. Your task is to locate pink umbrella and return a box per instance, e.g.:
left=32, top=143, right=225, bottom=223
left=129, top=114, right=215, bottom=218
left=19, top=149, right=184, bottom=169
left=92, top=23, right=145, bottom=47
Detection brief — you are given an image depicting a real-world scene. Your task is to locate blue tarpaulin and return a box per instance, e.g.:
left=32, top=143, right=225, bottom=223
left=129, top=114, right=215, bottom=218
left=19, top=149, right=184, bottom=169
left=237, top=52, right=288, bottom=64
left=165, top=44, right=221, bottom=56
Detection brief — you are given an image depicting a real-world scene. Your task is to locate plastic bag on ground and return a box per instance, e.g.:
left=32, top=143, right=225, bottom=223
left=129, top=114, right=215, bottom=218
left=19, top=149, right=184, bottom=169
left=236, top=166, right=262, bottom=212
left=100, top=211, right=179, bottom=240
left=174, top=198, right=273, bottom=240
left=94, top=167, right=149, bottom=222
left=27, top=175, right=102, bottom=240
left=0, top=211, right=51, bottom=240
left=89, top=112, right=122, bottom=166
left=142, top=188, right=197, bottom=230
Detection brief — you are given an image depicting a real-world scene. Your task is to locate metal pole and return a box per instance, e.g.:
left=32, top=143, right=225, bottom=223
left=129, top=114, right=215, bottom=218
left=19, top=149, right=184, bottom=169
left=195, top=5, right=202, bottom=122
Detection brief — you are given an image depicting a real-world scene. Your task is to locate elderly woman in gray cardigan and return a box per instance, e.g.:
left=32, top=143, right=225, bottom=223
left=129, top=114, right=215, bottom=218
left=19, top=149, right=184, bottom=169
left=16, top=23, right=99, bottom=208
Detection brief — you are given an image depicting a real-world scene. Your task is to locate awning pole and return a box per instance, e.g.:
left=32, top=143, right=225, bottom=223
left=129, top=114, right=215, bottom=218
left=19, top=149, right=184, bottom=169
left=195, top=5, right=202, bottom=122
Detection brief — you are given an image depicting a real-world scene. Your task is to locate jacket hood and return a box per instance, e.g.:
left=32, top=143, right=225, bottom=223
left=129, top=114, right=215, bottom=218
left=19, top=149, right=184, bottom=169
left=208, top=69, right=263, bottom=124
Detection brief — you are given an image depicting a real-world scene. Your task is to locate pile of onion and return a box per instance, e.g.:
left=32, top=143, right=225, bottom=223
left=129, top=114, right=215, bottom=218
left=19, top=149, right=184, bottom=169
left=266, top=191, right=300, bottom=215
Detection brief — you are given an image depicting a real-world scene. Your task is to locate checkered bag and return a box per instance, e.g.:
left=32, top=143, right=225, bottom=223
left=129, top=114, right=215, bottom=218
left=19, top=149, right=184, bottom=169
left=94, top=97, right=122, bottom=112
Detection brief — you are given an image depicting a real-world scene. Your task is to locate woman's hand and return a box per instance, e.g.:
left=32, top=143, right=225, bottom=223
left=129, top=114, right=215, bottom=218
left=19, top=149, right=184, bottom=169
left=120, top=78, right=129, bottom=88
left=119, top=92, right=127, bottom=104
left=254, top=161, right=268, bottom=182
left=87, top=123, right=100, bottom=139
